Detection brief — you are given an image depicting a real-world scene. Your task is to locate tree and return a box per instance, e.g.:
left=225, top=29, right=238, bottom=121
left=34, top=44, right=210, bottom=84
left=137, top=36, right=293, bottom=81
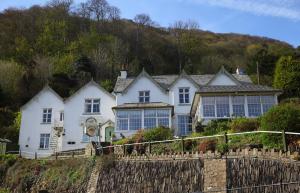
left=273, top=56, right=300, bottom=98
left=88, top=0, right=109, bottom=21
left=134, top=14, right=154, bottom=26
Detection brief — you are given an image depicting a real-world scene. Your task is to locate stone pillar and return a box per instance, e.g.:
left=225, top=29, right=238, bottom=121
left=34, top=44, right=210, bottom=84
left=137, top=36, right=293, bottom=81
left=204, top=158, right=227, bottom=193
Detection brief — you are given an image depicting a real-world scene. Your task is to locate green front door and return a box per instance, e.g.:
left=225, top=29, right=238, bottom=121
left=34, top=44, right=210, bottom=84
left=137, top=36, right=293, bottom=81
left=105, top=127, right=114, bottom=142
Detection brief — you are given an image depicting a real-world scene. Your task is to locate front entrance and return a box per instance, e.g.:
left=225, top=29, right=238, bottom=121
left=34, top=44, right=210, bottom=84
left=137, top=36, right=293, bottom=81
left=105, top=127, right=114, bottom=142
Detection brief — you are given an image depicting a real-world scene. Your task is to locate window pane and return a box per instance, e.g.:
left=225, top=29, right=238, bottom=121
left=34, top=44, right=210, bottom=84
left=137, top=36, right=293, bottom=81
left=144, top=118, right=156, bottom=129
left=216, top=97, right=229, bottom=118
left=145, top=110, right=156, bottom=117
left=178, top=115, right=192, bottom=136
left=117, top=111, right=128, bottom=118
left=129, top=111, right=142, bottom=130
left=261, top=96, right=275, bottom=113
left=203, top=97, right=215, bottom=104
left=203, top=105, right=215, bottom=117
left=247, top=96, right=261, bottom=117
left=117, top=119, right=128, bottom=130
left=157, top=110, right=169, bottom=117
left=93, top=104, right=100, bottom=113
left=158, top=118, right=169, bottom=127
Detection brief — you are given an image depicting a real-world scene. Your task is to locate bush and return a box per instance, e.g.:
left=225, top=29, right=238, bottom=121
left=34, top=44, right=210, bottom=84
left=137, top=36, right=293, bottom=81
left=198, top=139, right=217, bottom=152
left=260, top=104, right=300, bottom=132
left=260, top=104, right=300, bottom=149
left=143, top=127, right=173, bottom=142
left=203, top=119, right=230, bottom=136
left=230, top=117, right=259, bottom=132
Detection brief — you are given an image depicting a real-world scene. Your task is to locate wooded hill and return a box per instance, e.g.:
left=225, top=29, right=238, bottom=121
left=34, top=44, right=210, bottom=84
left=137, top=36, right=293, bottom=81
left=0, top=0, right=299, bottom=142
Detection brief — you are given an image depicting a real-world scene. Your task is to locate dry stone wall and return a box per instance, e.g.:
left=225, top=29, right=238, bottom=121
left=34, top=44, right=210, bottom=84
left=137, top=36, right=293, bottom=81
left=227, top=158, right=300, bottom=193
left=96, top=159, right=204, bottom=193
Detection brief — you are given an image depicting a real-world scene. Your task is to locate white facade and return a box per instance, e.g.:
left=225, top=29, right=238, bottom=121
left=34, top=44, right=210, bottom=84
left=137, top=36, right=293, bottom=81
left=19, top=81, right=116, bottom=158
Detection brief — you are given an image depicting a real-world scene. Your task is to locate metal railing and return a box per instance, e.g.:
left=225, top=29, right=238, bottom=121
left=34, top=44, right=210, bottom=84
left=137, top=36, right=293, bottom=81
left=100, top=130, right=300, bottom=155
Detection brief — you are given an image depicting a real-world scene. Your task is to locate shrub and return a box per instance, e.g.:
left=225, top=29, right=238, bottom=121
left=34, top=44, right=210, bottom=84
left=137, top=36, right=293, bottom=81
left=198, top=139, right=217, bottom=152
left=260, top=104, right=300, bottom=132
left=260, top=104, right=300, bottom=149
left=203, top=119, right=230, bottom=136
left=230, top=117, right=259, bottom=132
left=143, top=127, right=173, bottom=142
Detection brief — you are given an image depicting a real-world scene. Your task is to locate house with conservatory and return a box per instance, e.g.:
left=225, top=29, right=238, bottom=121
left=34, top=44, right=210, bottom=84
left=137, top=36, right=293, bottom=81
left=112, top=66, right=280, bottom=138
left=19, top=65, right=280, bottom=158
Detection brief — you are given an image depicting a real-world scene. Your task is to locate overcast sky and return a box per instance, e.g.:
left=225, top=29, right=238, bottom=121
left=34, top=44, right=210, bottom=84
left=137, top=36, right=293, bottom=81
left=1, top=0, right=299, bottom=47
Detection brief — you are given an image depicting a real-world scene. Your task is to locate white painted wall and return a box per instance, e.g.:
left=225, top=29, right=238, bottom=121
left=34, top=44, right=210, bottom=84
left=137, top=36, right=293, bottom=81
left=63, top=83, right=115, bottom=151
left=209, top=74, right=237, bottom=85
left=117, top=76, right=169, bottom=105
left=19, top=88, right=64, bottom=158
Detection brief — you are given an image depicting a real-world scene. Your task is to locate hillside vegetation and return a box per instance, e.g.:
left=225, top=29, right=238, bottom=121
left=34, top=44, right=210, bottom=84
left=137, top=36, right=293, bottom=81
left=0, top=0, right=299, bottom=143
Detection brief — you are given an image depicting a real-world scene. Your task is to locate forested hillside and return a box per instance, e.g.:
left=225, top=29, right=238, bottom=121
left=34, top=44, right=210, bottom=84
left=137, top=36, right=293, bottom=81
left=0, top=0, right=299, bottom=143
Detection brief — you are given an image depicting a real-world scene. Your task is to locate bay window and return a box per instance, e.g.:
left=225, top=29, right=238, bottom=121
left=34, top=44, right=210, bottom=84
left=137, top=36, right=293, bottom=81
left=116, top=109, right=170, bottom=130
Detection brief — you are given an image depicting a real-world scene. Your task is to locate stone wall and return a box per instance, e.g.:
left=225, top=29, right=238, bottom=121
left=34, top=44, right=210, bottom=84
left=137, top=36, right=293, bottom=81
left=227, top=158, right=300, bottom=193
left=96, top=159, right=204, bottom=193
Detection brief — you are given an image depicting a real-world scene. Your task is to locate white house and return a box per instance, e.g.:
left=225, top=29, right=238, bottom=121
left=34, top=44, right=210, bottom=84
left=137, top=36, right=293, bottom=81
left=113, top=67, right=281, bottom=137
left=19, top=80, right=115, bottom=158
left=190, top=67, right=281, bottom=127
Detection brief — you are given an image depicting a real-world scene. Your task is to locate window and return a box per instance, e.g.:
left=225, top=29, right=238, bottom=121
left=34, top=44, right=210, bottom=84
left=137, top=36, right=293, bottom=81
left=42, top=108, right=52, bottom=123
left=139, top=91, right=150, bottom=103
left=216, top=96, right=230, bottom=118
left=116, top=110, right=142, bottom=131
left=144, top=110, right=156, bottom=129
left=179, top=88, right=190, bottom=104
left=60, top=111, right=64, bottom=121
left=247, top=96, right=261, bottom=117
left=39, top=133, right=50, bottom=149
left=85, top=99, right=100, bottom=114
left=261, top=96, right=275, bottom=113
left=129, top=111, right=142, bottom=130
left=203, top=97, right=215, bottom=117
left=116, top=111, right=129, bottom=130
left=157, top=110, right=170, bottom=127
left=178, top=115, right=192, bottom=136
left=116, top=109, right=170, bottom=130
left=232, top=96, right=245, bottom=117
left=144, top=109, right=170, bottom=129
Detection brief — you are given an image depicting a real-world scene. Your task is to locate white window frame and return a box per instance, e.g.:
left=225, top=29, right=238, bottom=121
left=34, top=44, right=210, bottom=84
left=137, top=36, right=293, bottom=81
left=84, top=99, right=100, bottom=114
left=39, top=133, right=50, bottom=149
left=177, top=115, right=192, bottom=136
left=139, top=91, right=150, bottom=103
left=179, top=87, right=190, bottom=104
left=42, top=108, right=52, bottom=124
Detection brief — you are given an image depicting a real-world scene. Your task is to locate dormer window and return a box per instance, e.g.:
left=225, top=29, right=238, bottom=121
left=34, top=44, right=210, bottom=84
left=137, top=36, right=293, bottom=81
left=85, top=99, right=100, bottom=114
left=139, top=91, right=150, bottom=103
left=179, top=88, right=190, bottom=104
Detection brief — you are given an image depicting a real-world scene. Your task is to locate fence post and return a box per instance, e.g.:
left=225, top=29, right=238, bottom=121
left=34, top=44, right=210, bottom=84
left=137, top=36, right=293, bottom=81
left=55, top=152, right=58, bottom=160
left=90, top=148, right=93, bottom=156
left=35, top=152, right=37, bottom=160
left=123, top=145, right=126, bottom=156
left=19, top=149, right=22, bottom=158
left=181, top=136, right=185, bottom=153
left=282, top=130, right=288, bottom=152
left=224, top=132, right=228, bottom=154
left=148, top=142, right=151, bottom=154
left=72, top=151, right=75, bottom=158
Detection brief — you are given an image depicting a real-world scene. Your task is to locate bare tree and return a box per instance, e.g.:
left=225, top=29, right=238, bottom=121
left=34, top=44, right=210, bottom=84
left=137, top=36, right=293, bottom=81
left=134, top=14, right=154, bottom=27
left=108, top=6, right=121, bottom=21
left=88, top=0, right=109, bottom=21
left=77, top=2, right=91, bottom=19
left=47, top=0, right=73, bottom=12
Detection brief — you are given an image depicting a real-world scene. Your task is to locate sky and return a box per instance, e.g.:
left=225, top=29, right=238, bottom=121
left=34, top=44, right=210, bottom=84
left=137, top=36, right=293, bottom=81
left=0, top=0, right=299, bottom=47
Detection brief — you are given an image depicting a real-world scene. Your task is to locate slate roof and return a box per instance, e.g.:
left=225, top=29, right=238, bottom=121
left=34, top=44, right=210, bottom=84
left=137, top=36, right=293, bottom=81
left=114, top=73, right=254, bottom=93
left=112, top=102, right=173, bottom=109
left=197, top=85, right=281, bottom=93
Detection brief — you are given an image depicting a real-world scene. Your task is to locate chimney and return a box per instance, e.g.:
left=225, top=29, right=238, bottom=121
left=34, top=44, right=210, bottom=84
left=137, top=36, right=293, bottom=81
left=236, top=67, right=244, bottom=75
left=120, top=70, right=127, bottom=79
left=120, top=64, right=127, bottom=78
